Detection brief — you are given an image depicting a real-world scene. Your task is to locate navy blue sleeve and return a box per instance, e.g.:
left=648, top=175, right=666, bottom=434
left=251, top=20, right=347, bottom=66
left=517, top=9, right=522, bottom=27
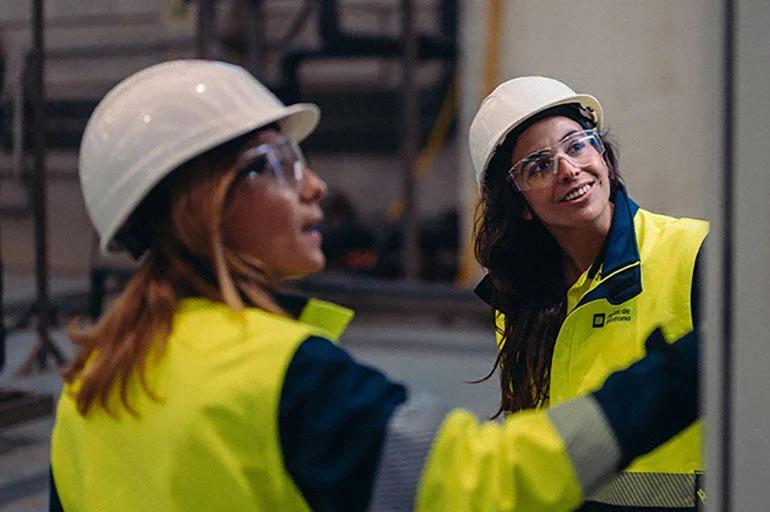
left=592, top=328, right=699, bottom=467
left=279, top=336, right=408, bottom=512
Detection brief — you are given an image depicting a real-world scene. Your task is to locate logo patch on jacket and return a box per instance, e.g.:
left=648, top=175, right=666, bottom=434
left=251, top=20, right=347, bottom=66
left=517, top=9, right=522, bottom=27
left=592, top=308, right=632, bottom=328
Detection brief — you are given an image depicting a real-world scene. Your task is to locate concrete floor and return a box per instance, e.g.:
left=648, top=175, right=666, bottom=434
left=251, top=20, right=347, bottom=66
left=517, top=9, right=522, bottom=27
left=0, top=328, right=70, bottom=511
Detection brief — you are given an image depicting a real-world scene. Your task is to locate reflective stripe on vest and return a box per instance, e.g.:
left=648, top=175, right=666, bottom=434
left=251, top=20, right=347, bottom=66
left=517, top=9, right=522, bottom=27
left=588, top=471, right=698, bottom=508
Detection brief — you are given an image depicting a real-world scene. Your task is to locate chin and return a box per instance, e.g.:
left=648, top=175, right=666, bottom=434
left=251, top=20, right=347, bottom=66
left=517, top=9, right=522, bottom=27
left=278, top=256, right=326, bottom=281
left=307, top=257, right=326, bottom=275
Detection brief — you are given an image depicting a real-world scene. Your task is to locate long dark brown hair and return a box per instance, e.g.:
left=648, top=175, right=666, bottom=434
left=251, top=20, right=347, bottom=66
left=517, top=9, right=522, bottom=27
left=474, top=106, right=623, bottom=416
left=64, top=130, right=285, bottom=416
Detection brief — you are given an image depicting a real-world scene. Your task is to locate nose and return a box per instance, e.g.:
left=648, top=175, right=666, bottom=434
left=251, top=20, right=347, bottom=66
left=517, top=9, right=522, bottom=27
left=555, top=153, right=580, bottom=181
left=300, top=168, right=328, bottom=202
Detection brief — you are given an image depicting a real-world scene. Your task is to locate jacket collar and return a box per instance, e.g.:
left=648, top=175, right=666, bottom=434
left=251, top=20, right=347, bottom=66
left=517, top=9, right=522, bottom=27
left=474, top=185, right=642, bottom=310
left=597, top=184, right=640, bottom=278
left=167, top=236, right=355, bottom=336
left=274, top=290, right=355, bottom=342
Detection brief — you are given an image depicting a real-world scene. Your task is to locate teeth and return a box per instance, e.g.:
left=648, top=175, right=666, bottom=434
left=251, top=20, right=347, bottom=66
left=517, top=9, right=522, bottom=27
left=564, top=184, right=591, bottom=201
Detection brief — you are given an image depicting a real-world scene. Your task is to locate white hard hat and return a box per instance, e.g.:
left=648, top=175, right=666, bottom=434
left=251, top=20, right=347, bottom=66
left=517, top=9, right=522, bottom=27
left=79, top=59, right=320, bottom=254
left=469, top=76, right=603, bottom=188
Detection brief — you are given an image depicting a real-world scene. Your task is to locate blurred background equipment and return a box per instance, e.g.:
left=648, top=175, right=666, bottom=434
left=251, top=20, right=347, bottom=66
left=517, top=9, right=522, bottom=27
left=321, top=191, right=378, bottom=274
left=0, top=0, right=55, bottom=432
left=3, top=1, right=770, bottom=509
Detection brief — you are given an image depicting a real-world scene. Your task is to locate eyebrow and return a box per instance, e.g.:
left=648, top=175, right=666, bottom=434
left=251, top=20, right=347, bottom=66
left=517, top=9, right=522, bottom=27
left=524, top=129, right=587, bottom=158
left=524, top=149, right=550, bottom=161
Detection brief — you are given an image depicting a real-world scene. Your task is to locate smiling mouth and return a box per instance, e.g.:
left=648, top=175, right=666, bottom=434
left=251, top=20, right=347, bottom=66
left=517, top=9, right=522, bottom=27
left=561, top=182, right=594, bottom=202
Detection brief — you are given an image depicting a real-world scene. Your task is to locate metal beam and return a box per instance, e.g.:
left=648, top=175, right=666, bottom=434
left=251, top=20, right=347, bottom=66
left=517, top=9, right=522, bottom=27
left=719, top=0, right=735, bottom=509
left=399, top=0, right=420, bottom=279
left=0, top=212, right=5, bottom=373
left=18, top=0, right=65, bottom=374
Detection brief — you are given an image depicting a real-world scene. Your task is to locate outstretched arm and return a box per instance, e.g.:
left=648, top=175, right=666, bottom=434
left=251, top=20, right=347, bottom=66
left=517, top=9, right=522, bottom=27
left=278, top=329, right=699, bottom=512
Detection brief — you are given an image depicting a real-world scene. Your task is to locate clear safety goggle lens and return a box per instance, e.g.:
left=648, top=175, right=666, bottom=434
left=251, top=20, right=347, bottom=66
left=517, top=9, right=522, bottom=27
left=235, top=138, right=307, bottom=192
left=508, top=129, right=605, bottom=191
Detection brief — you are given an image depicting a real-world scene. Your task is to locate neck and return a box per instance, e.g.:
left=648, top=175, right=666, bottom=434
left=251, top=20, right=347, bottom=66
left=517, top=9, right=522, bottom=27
left=549, top=203, right=614, bottom=287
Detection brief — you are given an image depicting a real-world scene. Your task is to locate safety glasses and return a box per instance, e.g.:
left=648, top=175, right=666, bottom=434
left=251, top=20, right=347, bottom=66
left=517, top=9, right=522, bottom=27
left=508, top=129, right=605, bottom=191
left=234, top=137, right=307, bottom=192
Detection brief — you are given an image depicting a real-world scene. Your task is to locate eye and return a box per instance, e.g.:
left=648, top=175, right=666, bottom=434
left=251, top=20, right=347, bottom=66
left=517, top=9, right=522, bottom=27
left=566, top=138, right=587, bottom=156
left=237, top=157, right=266, bottom=182
left=523, top=157, right=551, bottom=178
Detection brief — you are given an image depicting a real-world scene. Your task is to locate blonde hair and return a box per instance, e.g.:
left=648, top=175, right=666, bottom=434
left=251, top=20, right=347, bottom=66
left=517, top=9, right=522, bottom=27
left=64, top=136, right=283, bottom=415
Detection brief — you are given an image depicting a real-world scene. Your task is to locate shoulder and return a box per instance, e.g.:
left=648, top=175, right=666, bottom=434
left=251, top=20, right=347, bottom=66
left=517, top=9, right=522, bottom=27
left=173, top=298, right=313, bottom=344
left=167, top=299, right=315, bottom=391
left=281, top=336, right=407, bottom=410
left=634, top=208, right=709, bottom=256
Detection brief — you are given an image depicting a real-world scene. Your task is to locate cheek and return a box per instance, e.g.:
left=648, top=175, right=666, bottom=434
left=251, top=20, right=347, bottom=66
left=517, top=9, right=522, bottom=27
left=597, top=161, right=611, bottom=182
left=223, top=191, right=283, bottom=255
left=520, top=189, right=549, bottom=211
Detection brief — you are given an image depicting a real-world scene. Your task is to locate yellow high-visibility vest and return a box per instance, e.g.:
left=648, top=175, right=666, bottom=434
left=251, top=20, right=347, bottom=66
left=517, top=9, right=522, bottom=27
left=51, top=297, right=353, bottom=511
left=492, top=192, right=708, bottom=508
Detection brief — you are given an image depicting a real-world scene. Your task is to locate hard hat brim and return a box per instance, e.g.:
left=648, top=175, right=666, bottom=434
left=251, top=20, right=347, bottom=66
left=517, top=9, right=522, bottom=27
left=270, top=102, right=321, bottom=143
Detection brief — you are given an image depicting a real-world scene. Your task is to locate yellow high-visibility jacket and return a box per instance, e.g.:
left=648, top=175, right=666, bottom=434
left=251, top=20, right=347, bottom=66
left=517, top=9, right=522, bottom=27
left=478, top=187, right=708, bottom=509
left=51, top=286, right=681, bottom=511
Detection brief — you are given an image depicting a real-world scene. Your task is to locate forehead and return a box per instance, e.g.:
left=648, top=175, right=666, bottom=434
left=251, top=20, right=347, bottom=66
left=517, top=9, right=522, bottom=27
left=511, top=116, right=585, bottom=163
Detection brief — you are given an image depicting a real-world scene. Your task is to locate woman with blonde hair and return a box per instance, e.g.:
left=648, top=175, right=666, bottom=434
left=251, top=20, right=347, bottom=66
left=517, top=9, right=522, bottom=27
left=52, top=60, right=701, bottom=512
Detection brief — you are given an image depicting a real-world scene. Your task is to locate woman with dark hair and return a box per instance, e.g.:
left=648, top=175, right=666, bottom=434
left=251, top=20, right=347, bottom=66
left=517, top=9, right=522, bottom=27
left=51, top=63, right=701, bottom=511
left=470, top=76, right=709, bottom=511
